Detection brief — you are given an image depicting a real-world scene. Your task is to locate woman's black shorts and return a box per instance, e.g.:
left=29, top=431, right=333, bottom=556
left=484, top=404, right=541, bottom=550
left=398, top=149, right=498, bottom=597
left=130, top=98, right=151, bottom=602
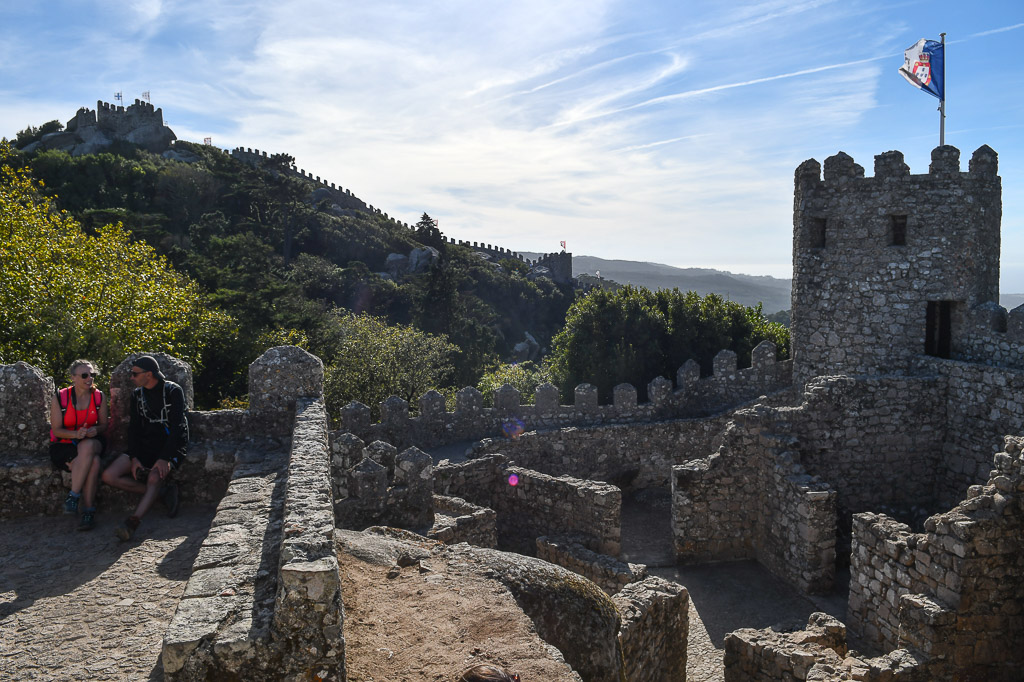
left=49, top=436, right=106, bottom=470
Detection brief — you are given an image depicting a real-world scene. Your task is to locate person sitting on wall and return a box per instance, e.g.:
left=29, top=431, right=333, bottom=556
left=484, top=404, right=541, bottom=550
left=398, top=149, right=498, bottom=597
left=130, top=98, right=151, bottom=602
left=458, top=663, right=520, bottom=681
left=49, top=359, right=108, bottom=531
left=102, top=356, right=188, bottom=541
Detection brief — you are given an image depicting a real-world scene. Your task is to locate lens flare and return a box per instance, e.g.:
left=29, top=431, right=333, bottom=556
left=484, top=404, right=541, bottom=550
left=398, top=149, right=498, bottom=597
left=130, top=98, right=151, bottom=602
left=502, top=419, right=525, bottom=440
left=507, top=473, right=519, bottom=487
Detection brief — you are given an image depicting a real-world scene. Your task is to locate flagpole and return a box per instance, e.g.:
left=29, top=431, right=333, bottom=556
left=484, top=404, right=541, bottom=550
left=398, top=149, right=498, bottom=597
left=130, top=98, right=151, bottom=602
left=939, top=32, right=946, bottom=146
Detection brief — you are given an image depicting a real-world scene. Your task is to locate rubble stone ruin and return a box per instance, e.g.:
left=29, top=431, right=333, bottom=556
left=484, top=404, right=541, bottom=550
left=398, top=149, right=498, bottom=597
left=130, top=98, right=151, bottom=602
left=0, top=144, right=1021, bottom=681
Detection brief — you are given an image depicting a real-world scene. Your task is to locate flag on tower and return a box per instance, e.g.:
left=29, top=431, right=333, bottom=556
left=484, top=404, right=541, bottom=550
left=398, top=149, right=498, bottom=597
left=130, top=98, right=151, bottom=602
left=141, top=91, right=151, bottom=103
left=114, top=91, right=123, bottom=102
left=560, top=241, right=566, bottom=250
left=898, top=38, right=944, bottom=100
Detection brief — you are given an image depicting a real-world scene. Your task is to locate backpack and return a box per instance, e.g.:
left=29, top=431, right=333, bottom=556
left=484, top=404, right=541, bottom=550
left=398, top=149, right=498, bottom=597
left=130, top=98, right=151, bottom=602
left=57, top=386, right=103, bottom=419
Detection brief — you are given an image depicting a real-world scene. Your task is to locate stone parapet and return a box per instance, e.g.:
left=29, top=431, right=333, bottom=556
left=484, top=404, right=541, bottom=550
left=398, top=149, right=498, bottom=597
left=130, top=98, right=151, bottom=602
left=434, top=456, right=621, bottom=557
left=846, top=437, right=1024, bottom=680
left=336, top=350, right=791, bottom=451
left=273, top=399, right=344, bottom=679
left=428, top=494, right=497, bottom=547
left=470, top=411, right=735, bottom=489
left=162, top=448, right=290, bottom=679
left=537, top=534, right=647, bottom=595
left=613, top=576, right=688, bottom=682
left=163, top=398, right=344, bottom=680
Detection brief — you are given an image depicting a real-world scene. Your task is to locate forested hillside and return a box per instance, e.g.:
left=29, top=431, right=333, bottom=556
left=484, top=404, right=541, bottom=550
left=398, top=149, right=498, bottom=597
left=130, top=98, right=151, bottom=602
left=0, top=139, right=572, bottom=410
left=2, top=129, right=789, bottom=416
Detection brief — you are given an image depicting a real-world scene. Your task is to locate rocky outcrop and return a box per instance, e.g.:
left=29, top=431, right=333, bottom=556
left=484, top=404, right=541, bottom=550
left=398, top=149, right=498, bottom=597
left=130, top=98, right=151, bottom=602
left=337, top=529, right=624, bottom=682
left=21, top=100, right=176, bottom=156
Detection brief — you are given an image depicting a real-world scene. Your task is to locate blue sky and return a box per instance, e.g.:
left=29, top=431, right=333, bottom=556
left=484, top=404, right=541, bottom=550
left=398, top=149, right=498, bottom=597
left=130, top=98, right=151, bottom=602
left=2, top=1, right=1023, bottom=288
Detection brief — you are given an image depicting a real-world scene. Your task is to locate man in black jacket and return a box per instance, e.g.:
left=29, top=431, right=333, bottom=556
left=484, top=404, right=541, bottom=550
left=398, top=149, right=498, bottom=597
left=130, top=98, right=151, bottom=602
left=102, top=356, right=189, bottom=541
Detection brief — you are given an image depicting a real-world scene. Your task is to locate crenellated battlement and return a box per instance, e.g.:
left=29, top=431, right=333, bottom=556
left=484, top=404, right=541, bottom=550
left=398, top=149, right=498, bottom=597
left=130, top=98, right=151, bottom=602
left=791, top=145, right=1002, bottom=383
left=335, top=340, right=791, bottom=451
left=94, top=98, right=166, bottom=134
left=229, top=146, right=576, bottom=281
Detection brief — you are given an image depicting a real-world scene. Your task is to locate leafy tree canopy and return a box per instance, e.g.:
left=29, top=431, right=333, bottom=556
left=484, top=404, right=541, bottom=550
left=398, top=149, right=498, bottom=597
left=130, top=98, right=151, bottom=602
left=14, top=119, right=63, bottom=149
left=476, top=361, right=552, bottom=406
left=324, top=312, right=459, bottom=418
left=0, top=141, right=232, bottom=378
left=549, top=286, right=789, bottom=402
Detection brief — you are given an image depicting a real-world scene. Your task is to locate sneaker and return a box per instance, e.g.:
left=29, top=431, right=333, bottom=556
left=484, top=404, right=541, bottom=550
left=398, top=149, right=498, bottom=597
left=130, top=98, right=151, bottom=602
left=162, top=482, right=180, bottom=518
left=78, top=509, right=96, bottom=531
left=63, top=493, right=79, bottom=515
left=115, top=516, right=140, bottom=542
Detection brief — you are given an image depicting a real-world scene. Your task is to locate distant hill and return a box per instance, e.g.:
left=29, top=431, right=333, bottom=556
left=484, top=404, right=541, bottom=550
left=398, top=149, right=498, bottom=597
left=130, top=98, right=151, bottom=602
left=1000, top=294, right=1024, bottom=311
left=524, top=254, right=793, bottom=314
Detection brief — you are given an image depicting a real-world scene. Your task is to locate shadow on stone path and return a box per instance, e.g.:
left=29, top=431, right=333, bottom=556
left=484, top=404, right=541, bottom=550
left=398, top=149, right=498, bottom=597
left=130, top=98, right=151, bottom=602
left=621, top=487, right=850, bottom=682
left=0, top=506, right=215, bottom=681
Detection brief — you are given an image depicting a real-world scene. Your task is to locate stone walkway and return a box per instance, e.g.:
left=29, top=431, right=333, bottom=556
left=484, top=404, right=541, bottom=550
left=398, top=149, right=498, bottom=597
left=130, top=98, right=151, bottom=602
left=620, top=487, right=850, bottom=682
left=0, top=507, right=215, bottom=681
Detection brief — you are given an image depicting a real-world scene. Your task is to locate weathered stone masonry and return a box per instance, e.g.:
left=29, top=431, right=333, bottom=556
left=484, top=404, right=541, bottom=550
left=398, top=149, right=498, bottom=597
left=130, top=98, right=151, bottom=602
left=791, top=145, right=1001, bottom=384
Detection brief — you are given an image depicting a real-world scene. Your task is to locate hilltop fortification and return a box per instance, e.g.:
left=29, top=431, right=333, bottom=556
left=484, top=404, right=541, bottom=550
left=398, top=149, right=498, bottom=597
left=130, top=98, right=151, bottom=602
left=19, top=99, right=176, bottom=156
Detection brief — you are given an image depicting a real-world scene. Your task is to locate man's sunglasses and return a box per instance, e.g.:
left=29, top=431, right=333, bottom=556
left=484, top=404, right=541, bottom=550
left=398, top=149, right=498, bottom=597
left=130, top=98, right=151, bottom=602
left=130, top=370, right=148, bottom=377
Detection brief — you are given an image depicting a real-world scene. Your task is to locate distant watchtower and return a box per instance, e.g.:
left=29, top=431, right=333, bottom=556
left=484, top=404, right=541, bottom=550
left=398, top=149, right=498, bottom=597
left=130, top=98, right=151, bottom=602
left=790, top=145, right=1001, bottom=384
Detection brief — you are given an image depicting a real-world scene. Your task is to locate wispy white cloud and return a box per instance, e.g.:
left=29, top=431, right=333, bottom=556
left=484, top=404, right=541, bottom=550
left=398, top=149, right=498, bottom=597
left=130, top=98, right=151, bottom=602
left=2, top=0, right=1024, bottom=287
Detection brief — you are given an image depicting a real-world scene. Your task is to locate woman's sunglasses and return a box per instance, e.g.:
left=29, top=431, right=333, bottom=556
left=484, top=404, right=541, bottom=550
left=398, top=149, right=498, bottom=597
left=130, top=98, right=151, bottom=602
left=78, top=372, right=97, bottom=378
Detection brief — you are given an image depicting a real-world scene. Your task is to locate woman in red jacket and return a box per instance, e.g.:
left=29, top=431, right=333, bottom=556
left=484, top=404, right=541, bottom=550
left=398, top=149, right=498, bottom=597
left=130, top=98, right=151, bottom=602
left=49, top=359, right=108, bottom=530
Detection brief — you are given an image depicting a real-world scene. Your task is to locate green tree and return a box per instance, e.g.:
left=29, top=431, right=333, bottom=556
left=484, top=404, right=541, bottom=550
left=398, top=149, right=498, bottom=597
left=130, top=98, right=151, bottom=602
left=549, top=286, right=667, bottom=401
left=323, top=312, right=458, bottom=418
left=0, top=141, right=230, bottom=377
left=14, top=119, right=63, bottom=148
left=549, top=286, right=789, bottom=402
left=476, top=361, right=552, bottom=406
left=414, top=212, right=445, bottom=251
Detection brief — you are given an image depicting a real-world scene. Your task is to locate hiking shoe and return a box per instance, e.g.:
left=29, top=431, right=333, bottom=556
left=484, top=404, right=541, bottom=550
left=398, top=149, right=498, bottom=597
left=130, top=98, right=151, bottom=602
left=78, top=509, right=96, bottom=531
left=115, top=516, right=140, bottom=541
left=162, top=482, right=180, bottom=518
left=63, top=493, right=79, bottom=515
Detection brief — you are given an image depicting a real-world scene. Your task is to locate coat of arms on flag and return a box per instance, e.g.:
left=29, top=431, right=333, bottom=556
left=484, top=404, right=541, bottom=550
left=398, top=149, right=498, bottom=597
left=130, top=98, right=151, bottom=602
left=899, top=38, right=944, bottom=100
left=911, top=55, right=931, bottom=86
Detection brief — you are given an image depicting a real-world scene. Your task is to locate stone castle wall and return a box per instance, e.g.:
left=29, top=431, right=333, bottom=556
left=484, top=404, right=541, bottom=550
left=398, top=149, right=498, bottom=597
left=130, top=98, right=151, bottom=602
left=229, top=147, right=573, bottom=281
left=428, top=494, right=497, bottom=547
left=537, top=534, right=646, bottom=595
left=433, top=455, right=622, bottom=557
left=338, top=341, right=790, bottom=452
left=672, top=410, right=838, bottom=594
left=791, top=145, right=1001, bottom=384
left=845, top=437, right=1024, bottom=681
left=914, top=356, right=1024, bottom=508
left=613, top=577, right=689, bottom=682
left=471, top=410, right=736, bottom=489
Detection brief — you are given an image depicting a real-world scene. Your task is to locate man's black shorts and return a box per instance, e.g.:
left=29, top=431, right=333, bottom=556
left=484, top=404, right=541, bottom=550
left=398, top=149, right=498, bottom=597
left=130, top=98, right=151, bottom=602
left=128, top=447, right=187, bottom=469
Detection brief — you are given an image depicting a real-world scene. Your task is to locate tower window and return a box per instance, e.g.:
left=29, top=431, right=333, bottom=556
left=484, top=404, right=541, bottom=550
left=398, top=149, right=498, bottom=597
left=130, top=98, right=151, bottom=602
left=925, top=301, right=953, bottom=358
left=809, top=218, right=826, bottom=249
left=890, top=215, right=907, bottom=246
